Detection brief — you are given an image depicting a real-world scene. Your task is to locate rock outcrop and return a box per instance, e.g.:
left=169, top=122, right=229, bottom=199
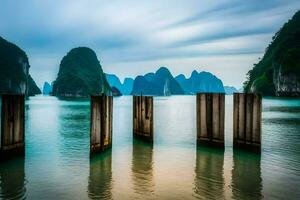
left=244, top=10, right=300, bottom=96
left=0, top=36, right=41, bottom=96
left=52, top=47, right=111, bottom=97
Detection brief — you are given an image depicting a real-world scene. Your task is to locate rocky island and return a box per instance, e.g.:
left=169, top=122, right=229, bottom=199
left=52, top=47, right=111, bottom=97
left=244, top=10, right=300, bottom=96
left=0, top=36, right=41, bottom=96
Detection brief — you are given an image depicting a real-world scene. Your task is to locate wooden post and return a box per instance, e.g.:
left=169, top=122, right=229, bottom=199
left=196, top=93, right=225, bottom=148
left=90, top=95, right=113, bottom=156
left=233, top=93, right=262, bottom=152
left=0, top=94, right=25, bottom=161
left=133, top=96, right=153, bottom=143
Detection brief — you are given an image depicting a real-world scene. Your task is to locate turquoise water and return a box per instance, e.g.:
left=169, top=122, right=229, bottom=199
left=0, top=95, right=299, bottom=199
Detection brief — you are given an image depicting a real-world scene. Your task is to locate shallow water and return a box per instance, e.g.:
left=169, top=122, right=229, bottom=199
left=0, top=95, right=299, bottom=199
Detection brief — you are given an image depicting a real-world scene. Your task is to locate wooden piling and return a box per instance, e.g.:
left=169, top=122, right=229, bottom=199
left=0, top=94, right=25, bottom=161
left=233, top=93, right=262, bottom=152
left=90, top=95, right=113, bottom=156
left=133, top=96, right=153, bottom=143
left=196, top=93, right=225, bottom=148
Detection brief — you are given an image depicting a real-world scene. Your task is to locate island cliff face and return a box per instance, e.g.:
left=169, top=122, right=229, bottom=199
left=244, top=10, right=300, bottom=96
left=0, top=36, right=41, bottom=96
left=52, top=47, right=111, bottom=97
left=131, top=67, right=184, bottom=96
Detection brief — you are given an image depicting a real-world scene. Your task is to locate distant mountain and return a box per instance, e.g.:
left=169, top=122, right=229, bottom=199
left=52, top=47, right=111, bottom=97
left=131, top=67, right=184, bottom=96
left=122, top=78, right=134, bottom=95
left=224, top=86, right=238, bottom=95
left=175, top=70, right=225, bottom=94
left=0, top=36, right=41, bottom=96
left=42, top=81, right=52, bottom=95
left=244, top=10, right=300, bottom=96
left=105, top=74, right=134, bottom=95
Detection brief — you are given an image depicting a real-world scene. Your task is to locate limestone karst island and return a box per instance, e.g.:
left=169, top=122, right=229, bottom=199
left=0, top=2, right=299, bottom=200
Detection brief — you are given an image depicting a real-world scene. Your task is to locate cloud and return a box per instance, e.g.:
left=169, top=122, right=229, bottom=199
left=0, top=0, right=299, bottom=88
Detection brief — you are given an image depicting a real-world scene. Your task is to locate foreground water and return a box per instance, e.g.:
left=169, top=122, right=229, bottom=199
left=0, top=95, right=299, bottom=199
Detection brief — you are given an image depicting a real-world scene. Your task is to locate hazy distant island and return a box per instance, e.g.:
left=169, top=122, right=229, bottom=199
left=52, top=47, right=111, bottom=97
left=175, top=70, right=225, bottom=94
left=105, top=74, right=133, bottom=95
left=106, top=67, right=227, bottom=96
left=131, top=67, right=184, bottom=96
left=42, top=81, right=52, bottom=95
left=244, top=10, right=300, bottom=97
left=0, top=36, right=41, bottom=96
left=224, top=86, right=239, bottom=95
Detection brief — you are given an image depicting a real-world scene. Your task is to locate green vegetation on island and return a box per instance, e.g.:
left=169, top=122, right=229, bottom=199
left=244, top=10, right=300, bottom=96
left=0, top=36, right=41, bottom=96
left=52, top=47, right=111, bottom=97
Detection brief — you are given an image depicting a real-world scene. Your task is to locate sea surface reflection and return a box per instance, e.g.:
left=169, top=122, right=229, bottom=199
left=0, top=95, right=299, bottom=199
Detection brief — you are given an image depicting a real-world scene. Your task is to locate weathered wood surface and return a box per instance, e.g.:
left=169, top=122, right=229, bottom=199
left=90, top=95, right=113, bottom=156
left=196, top=93, right=225, bottom=148
left=0, top=94, right=25, bottom=160
left=133, top=96, right=153, bottom=143
left=233, top=93, right=262, bottom=152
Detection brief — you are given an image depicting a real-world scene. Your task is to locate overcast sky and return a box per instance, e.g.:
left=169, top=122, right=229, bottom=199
left=1, top=0, right=299, bottom=88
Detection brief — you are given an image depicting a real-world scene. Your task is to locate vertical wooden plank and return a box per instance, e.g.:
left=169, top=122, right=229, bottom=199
left=109, top=96, right=113, bottom=146
left=219, top=94, right=225, bottom=142
left=138, top=96, right=142, bottom=133
left=245, top=94, right=253, bottom=142
left=205, top=94, right=212, bottom=139
left=212, top=94, right=220, bottom=140
left=133, top=96, right=136, bottom=132
left=200, top=94, right=207, bottom=138
left=233, top=94, right=239, bottom=142
left=196, top=94, right=200, bottom=140
left=238, top=94, right=245, bottom=141
left=96, top=97, right=101, bottom=147
left=252, top=94, right=262, bottom=144
left=141, top=96, right=145, bottom=135
left=144, top=97, right=150, bottom=136
left=149, top=97, right=154, bottom=141
left=90, top=96, right=99, bottom=151
left=14, top=96, right=21, bottom=143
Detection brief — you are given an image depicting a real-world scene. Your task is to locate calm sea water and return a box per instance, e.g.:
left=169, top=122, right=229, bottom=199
left=0, top=95, right=299, bottom=199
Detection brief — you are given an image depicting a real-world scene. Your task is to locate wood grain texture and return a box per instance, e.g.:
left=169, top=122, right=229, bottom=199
left=196, top=93, right=225, bottom=148
left=133, top=96, right=153, bottom=143
left=90, top=95, right=113, bottom=156
left=1, top=95, right=25, bottom=160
